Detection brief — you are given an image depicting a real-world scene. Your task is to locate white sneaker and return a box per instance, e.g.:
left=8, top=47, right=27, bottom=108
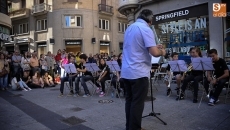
left=208, top=98, right=215, bottom=106
left=82, top=94, right=90, bottom=98
left=23, top=89, right=28, bottom=91
left=28, top=88, right=32, bottom=91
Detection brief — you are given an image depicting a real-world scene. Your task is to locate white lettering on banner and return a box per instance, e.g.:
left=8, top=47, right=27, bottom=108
left=156, top=10, right=189, bottom=21
left=195, top=19, right=200, bottom=29
left=0, top=33, right=10, bottom=41
left=161, top=18, right=207, bottom=33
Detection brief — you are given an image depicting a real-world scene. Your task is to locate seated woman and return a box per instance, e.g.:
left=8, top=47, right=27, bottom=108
left=177, top=47, right=203, bottom=103
left=43, top=72, right=55, bottom=87
left=21, top=70, right=32, bottom=86
left=30, top=71, right=44, bottom=88
left=11, top=74, right=32, bottom=91
left=95, top=58, right=111, bottom=97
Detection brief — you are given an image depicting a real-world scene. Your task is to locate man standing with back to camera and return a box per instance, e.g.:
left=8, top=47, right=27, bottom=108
left=121, top=9, right=166, bottom=130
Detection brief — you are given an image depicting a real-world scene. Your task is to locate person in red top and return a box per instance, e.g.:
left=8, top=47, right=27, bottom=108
left=55, top=49, right=62, bottom=75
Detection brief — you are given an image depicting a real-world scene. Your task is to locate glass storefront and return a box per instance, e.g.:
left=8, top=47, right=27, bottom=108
left=152, top=3, right=209, bottom=56
left=65, top=40, right=82, bottom=54
left=100, top=41, right=110, bottom=54
left=224, top=0, right=230, bottom=61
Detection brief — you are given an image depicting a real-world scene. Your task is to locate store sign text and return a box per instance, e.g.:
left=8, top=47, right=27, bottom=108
left=161, top=17, right=207, bottom=33
left=66, top=42, right=81, bottom=45
left=0, top=33, right=11, bottom=41
left=156, top=10, right=189, bottom=21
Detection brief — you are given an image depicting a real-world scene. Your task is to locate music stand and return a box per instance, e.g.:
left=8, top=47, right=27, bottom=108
left=82, top=63, right=100, bottom=95
left=106, top=61, right=122, bottom=102
left=168, top=60, right=188, bottom=100
left=191, top=57, right=215, bottom=108
left=63, top=64, right=77, bottom=95
left=83, top=63, right=100, bottom=82
left=63, top=64, right=77, bottom=74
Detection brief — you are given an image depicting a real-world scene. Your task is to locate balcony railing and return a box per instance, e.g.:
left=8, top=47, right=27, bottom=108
left=98, top=4, right=113, bottom=14
left=8, top=8, right=30, bottom=19
left=31, top=3, right=50, bottom=14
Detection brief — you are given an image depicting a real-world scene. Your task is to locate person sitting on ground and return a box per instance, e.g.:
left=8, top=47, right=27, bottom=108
left=31, top=71, right=44, bottom=88
left=21, top=70, right=32, bottom=86
left=11, top=74, right=32, bottom=91
left=54, top=74, right=61, bottom=84
left=43, top=72, right=55, bottom=87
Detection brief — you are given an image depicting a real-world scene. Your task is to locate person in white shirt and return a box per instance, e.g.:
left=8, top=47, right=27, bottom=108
left=11, top=74, right=32, bottom=91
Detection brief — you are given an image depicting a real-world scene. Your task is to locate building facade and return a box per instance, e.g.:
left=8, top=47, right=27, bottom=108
left=0, top=0, right=11, bottom=50
left=7, top=0, right=128, bottom=56
left=118, top=0, right=229, bottom=59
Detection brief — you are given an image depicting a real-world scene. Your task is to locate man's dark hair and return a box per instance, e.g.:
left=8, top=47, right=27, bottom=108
left=208, top=49, right=218, bottom=55
left=171, top=52, right=178, bottom=58
left=137, top=9, right=153, bottom=23
left=79, top=54, right=87, bottom=61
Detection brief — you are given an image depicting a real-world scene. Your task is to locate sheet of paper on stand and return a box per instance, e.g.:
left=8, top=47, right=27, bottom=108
left=168, top=60, right=188, bottom=72
left=191, top=57, right=214, bottom=71
left=151, top=56, right=162, bottom=64
left=84, top=63, right=94, bottom=72
left=91, top=63, right=101, bottom=71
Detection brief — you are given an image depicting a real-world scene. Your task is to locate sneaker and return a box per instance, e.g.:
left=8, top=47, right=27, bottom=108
left=99, top=92, right=105, bottom=97
left=74, top=94, right=79, bottom=97
left=58, top=93, right=64, bottom=97
left=28, top=88, right=32, bottom=91
left=67, top=92, right=74, bottom=96
left=96, top=88, right=101, bottom=93
left=208, top=98, right=215, bottom=106
left=167, top=88, right=172, bottom=97
left=176, top=93, right=184, bottom=100
left=82, top=94, right=90, bottom=98
left=23, top=89, right=28, bottom=91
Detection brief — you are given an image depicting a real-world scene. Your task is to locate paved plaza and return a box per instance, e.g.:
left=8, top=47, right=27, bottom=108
left=0, top=82, right=230, bottom=130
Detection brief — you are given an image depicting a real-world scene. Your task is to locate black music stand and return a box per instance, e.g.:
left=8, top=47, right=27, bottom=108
left=168, top=60, right=188, bottom=99
left=106, top=61, right=122, bottom=102
left=63, top=64, right=77, bottom=74
left=63, top=64, right=77, bottom=94
left=84, top=63, right=100, bottom=95
left=191, top=57, right=215, bottom=108
left=142, top=74, right=167, bottom=125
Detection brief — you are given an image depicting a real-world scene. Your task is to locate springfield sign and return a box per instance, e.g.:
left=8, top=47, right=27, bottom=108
left=155, top=10, right=189, bottom=21
left=0, top=26, right=11, bottom=41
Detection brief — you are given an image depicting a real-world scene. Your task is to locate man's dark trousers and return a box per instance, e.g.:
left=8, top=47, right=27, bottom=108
left=123, top=77, right=149, bottom=130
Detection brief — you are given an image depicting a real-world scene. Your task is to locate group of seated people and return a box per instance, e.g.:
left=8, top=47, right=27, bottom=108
left=59, top=53, right=125, bottom=98
left=163, top=47, right=229, bottom=106
left=11, top=70, right=55, bottom=91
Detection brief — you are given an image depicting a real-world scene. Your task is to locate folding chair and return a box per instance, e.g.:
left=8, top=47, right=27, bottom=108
left=151, top=63, right=168, bottom=90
